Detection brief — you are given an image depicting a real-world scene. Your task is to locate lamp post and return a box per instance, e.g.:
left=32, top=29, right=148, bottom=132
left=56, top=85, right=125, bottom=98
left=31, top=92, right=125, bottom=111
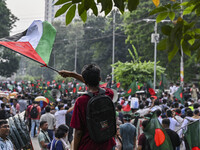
left=143, top=19, right=171, bottom=90
left=112, top=10, right=116, bottom=82
left=180, top=0, right=184, bottom=87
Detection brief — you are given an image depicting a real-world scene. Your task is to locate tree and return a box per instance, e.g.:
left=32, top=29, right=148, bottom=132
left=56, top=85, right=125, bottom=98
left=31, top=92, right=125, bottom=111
left=112, top=45, right=165, bottom=89
left=54, top=0, right=140, bottom=25
left=0, top=0, right=19, bottom=77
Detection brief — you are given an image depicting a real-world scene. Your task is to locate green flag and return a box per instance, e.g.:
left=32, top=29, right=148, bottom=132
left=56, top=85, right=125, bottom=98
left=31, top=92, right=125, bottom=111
left=123, top=81, right=137, bottom=97
left=173, top=86, right=184, bottom=104
left=143, top=113, right=173, bottom=150
left=44, top=90, right=55, bottom=102
left=157, top=74, right=165, bottom=98
left=147, top=80, right=156, bottom=97
left=184, top=120, right=200, bottom=150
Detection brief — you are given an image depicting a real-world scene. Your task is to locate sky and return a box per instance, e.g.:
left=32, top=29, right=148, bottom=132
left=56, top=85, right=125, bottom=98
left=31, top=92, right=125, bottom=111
left=6, top=0, right=45, bottom=35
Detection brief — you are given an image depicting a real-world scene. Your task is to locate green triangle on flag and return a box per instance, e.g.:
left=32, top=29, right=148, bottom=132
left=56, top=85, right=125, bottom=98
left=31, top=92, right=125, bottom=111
left=184, top=120, right=200, bottom=150
left=123, top=81, right=137, bottom=97
left=143, top=113, right=173, bottom=150
left=44, top=90, right=55, bottom=102
left=174, top=86, right=184, bottom=104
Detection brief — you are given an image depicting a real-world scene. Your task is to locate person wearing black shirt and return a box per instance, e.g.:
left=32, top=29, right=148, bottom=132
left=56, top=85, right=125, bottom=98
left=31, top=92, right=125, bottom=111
left=162, top=118, right=181, bottom=150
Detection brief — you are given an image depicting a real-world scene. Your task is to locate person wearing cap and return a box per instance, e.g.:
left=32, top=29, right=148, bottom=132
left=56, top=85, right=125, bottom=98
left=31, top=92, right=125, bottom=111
left=0, top=120, right=13, bottom=150
left=120, top=114, right=136, bottom=150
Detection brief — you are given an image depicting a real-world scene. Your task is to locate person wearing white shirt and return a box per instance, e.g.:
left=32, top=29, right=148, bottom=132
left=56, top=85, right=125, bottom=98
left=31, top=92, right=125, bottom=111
left=166, top=109, right=180, bottom=131
left=54, top=104, right=74, bottom=129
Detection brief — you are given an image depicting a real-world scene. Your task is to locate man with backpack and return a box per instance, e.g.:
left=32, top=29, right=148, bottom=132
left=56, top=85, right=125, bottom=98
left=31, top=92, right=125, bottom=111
left=59, top=64, right=116, bottom=150
left=30, top=101, right=41, bottom=137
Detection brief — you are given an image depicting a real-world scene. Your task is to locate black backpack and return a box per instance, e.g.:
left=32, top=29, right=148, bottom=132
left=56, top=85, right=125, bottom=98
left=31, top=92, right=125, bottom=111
left=86, top=88, right=116, bottom=143
left=30, top=106, right=38, bottom=119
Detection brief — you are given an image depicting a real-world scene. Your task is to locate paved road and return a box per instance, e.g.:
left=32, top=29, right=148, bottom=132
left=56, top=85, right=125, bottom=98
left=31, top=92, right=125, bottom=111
left=31, top=137, right=40, bottom=150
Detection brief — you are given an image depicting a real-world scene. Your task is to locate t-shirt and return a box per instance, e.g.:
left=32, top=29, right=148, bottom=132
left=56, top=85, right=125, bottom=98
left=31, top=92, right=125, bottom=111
left=50, top=139, right=64, bottom=150
left=55, top=110, right=67, bottom=128
left=40, top=113, right=55, bottom=130
left=38, top=130, right=51, bottom=150
left=138, top=133, right=151, bottom=150
left=70, top=87, right=115, bottom=150
left=165, top=129, right=181, bottom=150
left=0, top=137, right=13, bottom=150
left=120, top=122, right=136, bottom=150
left=30, top=105, right=41, bottom=120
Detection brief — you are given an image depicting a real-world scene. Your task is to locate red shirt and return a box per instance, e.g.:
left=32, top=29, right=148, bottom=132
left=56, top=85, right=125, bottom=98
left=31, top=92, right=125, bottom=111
left=70, top=87, right=116, bottom=150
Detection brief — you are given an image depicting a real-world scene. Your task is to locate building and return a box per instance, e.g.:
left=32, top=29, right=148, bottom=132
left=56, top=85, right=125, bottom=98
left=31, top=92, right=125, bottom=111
left=44, top=0, right=79, bottom=23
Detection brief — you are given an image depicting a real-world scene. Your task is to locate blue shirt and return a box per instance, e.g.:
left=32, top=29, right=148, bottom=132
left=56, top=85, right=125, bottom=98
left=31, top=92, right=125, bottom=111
left=50, top=139, right=64, bottom=150
left=120, top=123, right=136, bottom=150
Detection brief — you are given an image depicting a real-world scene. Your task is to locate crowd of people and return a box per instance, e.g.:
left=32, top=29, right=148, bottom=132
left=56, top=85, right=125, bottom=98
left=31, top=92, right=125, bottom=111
left=0, top=64, right=200, bottom=150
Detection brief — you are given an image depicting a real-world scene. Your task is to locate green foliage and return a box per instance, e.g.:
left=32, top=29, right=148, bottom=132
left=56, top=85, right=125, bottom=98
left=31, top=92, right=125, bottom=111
left=15, top=75, right=35, bottom=82
left=0, top=0, right=19, bottom=77
left=112, top=46, right=165, bottom=89
left=0, top=48, right=19, bottom=77
left=54, top=0, right=140, bottom=25
left=151, top=0, right=200, bottom=61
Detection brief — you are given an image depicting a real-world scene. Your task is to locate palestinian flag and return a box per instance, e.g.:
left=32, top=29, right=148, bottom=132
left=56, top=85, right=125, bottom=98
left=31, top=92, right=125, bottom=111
left=0, top=20, right=56, bottom=66
left=173, top=86, right=184, bottom=104
left=123, top=81, right=137, bottom=97
left=143, top=113, right=173, bottom=150
left=184, top=120, right=200, bottom=150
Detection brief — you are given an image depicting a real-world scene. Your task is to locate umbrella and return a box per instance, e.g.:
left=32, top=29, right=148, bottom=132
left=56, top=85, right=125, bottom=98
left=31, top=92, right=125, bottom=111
left=34, top=96, right=49, bottom=103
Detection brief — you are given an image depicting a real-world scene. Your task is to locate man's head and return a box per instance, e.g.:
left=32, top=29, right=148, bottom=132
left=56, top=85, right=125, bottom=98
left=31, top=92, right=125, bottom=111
left=45, top=106, right=51, bottom=113
left=40, top=121, right=48, bottom=131
left=141, top=120, right=149, bottom=130
left=0, top=120, right=9, bottom=139
left=58, top=104, right=64, bottom=110
left=1, top=103, right=5, bottom=109
left=81, top=64, right=101, bottom=87
left=166, top=109, right=172, bottom=117
left=123, top=114, right=131, bottom=122
left=162, top=118, right=170, bottom=129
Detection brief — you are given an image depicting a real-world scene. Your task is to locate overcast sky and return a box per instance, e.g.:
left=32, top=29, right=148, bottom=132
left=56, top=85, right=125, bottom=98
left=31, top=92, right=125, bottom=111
left=6, top=0, right=45, bottom=35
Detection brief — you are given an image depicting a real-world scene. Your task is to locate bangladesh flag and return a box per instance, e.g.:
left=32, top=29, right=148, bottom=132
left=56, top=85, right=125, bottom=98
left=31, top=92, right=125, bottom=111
left=173, top=86, right=184, bottom=104
left=147, top=80, right=156, bottom=97
left=184, top=120, right=200, bottom=150
left=157, top=74, right=165, bottom=98
left=44, top=90, right=55, bottom=102
left=144, top=113, right=173, bottom=150
left=111, top=82, right=120, bottom=90
left=0, top=20, right=56, bottom=66
left=123, top=81, right=137, bottom=97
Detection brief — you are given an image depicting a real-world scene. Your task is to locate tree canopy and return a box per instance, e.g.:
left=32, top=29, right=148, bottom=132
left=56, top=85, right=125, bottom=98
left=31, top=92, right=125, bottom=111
left=0, top=0, right=19, bottom=77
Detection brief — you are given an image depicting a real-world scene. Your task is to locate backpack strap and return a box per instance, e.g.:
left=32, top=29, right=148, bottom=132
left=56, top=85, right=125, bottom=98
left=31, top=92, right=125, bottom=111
left=85, top=87, right=106, bottom=98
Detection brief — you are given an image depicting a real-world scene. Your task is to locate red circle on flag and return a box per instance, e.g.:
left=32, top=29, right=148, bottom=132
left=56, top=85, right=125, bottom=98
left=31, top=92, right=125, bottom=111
left=180, top=93, right=183, bottom=98
left=192, top=147, right=200, bottom=150
left=154, top=128, right=165, bottom=147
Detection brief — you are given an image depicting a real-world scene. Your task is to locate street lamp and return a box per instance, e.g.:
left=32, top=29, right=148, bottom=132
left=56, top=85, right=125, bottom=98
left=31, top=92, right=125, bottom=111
left=143, top=19, right=171, bottom=90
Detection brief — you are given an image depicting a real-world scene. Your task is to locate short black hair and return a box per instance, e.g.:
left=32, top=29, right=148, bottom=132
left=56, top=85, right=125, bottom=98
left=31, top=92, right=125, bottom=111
left=156, top=109, right=161, bottom=117
left=162, top=118, right=170, bottom=126
left=142, top=120, right=149, bottom=128
left=55, top=124, right=69, bottom=138
left=123, top=114, right=131, bottom=121
left=45, top=106, right=51, bottom=112
left=154, top=100, right=160, bottom=106
left=193, top=103, right=199, bottom=109
left=186, top=110, right=193, bottom=117
left=139, top=104, right=144, bottom=109
left=117, top=104, right=122, bottom=111
left=58, top=104, right=64, bottom=110
left=40, top=121, right=47, bottom=127
left=166, top=109, right=172, bottom=117
left=194, top=109, right=199, bottom=115
left=0, top=120, right=8, bottom=127
left=1, top=103, right=5, bottom=108
left=81, top=64, right=100, bottom=87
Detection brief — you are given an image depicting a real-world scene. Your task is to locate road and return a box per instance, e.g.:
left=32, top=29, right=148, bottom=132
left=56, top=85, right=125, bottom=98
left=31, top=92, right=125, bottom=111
left=31, top=137, right=40, bottom=150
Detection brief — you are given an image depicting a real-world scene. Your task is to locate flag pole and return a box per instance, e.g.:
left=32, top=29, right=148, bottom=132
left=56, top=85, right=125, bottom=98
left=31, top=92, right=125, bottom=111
left=175, top=119, right=200, bottom=133
left=0, top=45, right=59, bottom=73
